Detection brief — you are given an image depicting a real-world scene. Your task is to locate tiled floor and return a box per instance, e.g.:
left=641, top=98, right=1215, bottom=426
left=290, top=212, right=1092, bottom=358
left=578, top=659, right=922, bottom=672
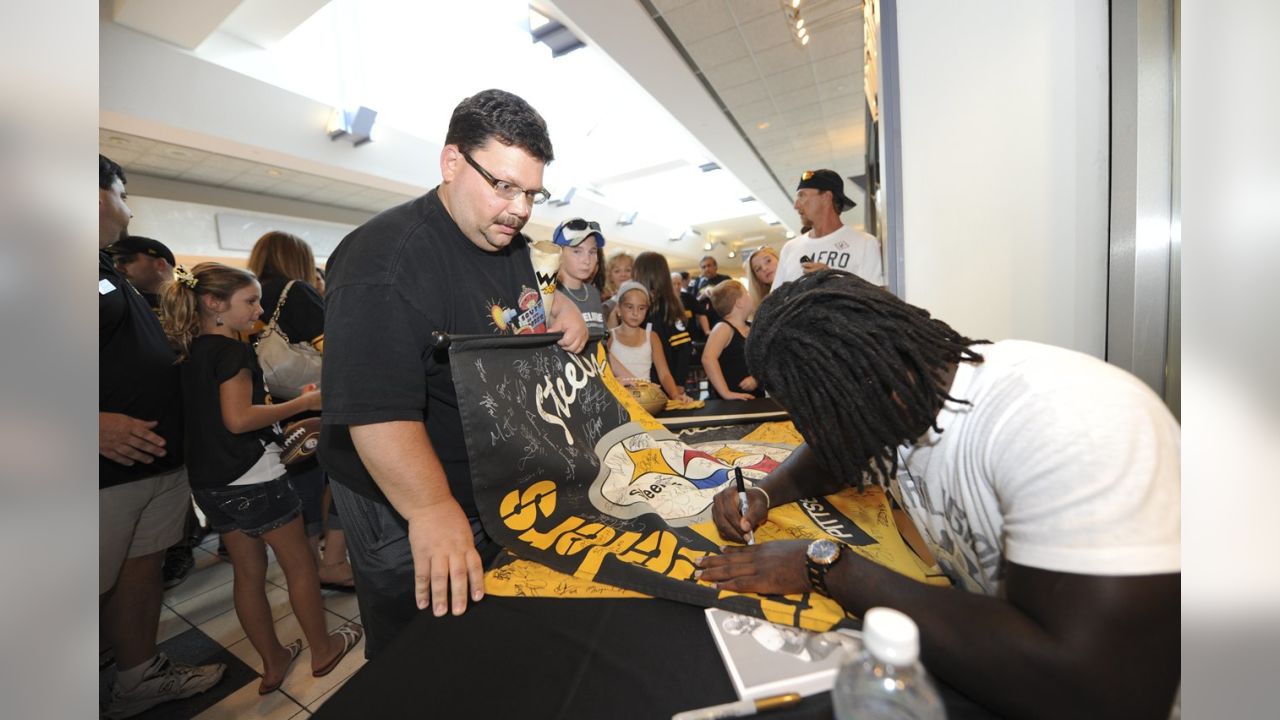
left=101, top=534, right=366, bottom=719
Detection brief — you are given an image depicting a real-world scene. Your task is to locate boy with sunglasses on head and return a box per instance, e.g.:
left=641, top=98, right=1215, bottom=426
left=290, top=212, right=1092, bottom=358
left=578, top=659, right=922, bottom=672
left=553, top=218, right=606, bottom=340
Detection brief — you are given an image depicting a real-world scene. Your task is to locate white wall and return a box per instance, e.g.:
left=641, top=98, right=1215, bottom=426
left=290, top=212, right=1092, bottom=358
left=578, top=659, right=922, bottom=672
left=894, top=0, right=1109, bottom=356
left=126, top=194, right=358, bottom=264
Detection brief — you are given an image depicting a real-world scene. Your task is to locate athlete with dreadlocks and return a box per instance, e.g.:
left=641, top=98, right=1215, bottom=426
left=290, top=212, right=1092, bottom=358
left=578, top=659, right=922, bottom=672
left=698, top=270, right=1180, bottom=719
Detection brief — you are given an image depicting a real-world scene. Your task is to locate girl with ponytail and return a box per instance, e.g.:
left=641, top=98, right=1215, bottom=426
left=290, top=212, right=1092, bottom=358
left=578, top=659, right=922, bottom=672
left=158, top=263, right=362, bottom=694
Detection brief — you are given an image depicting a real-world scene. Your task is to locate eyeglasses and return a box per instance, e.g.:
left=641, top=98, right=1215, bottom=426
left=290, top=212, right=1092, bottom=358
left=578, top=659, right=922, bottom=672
left=462, top=152, right=550, bottom=205
left=563, top=218, right=601, bottom=232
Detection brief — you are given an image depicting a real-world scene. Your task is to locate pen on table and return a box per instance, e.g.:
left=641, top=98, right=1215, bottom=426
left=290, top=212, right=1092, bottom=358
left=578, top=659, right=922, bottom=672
left=734, top=467, right=755, bottom=545
left=671, top=692, right=802, bottom=720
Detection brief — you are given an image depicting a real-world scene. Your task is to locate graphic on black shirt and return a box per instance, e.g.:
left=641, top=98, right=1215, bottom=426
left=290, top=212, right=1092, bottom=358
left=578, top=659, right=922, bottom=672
left=488, top=285, right=546, bottom=334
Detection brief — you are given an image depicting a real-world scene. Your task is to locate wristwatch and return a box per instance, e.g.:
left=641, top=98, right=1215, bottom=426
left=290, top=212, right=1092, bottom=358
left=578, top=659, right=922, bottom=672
left=805, top=539, right=845, bottom=597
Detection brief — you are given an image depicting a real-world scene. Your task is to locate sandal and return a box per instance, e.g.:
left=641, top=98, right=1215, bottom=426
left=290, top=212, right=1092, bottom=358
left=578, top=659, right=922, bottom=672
left=313, top=621, right=363, bottom=678
left=258, top=639, right=302, bottom=695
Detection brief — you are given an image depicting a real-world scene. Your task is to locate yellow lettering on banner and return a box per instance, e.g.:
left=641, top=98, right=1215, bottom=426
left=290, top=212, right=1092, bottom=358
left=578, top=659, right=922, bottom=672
left=616, top=530, right=682, bottom=574
left=518, top=517, right=586, bottom=550
left=757, top=594, right=843, bottom=632
left=553, top=523, right=617, bottom=556
left=499, top=480, right=559, bottom=532
left=670, top=546, right=705, bottom=580
left=573, top=531, right=644, bottom=579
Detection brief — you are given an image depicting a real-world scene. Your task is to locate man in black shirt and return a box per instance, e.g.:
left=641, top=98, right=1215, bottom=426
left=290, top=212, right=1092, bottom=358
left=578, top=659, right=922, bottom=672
left=98, top=155, right=225, bottom=717
left=104, top=235, right=176, bottom=310
left=692, top=255, right=731, bottom=337
left=320, top=89, right=587, bottom=657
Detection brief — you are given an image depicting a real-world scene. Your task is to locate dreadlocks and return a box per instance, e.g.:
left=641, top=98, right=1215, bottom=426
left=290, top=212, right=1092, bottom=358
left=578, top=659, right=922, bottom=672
left=746, top=270, right=988, bottom=489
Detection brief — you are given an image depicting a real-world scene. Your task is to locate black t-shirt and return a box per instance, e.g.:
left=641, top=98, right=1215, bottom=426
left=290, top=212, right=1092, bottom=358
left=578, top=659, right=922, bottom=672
left=712, top=325, right=765, bottom=400
left=99, top=252, right=184, bottom=489
left=646, top=311, right=692, bottom=387
left=680, top=291, right=704, bottom=343
left=258, top=276, right=325, bottom=348
left=319, top=188, right=548, bottom=518
left=181, top=335, right=279, bottom=489
left=693, top=274, right=731, bottom=334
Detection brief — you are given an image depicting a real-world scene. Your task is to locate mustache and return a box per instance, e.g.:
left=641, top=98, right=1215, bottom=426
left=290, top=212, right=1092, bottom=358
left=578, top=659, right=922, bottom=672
left=496, top=216, right=526, bottom=232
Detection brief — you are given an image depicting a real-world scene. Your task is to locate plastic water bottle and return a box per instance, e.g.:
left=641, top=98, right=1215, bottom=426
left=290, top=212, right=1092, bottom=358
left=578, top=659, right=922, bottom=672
left=832, top=607, right=946, bottom=720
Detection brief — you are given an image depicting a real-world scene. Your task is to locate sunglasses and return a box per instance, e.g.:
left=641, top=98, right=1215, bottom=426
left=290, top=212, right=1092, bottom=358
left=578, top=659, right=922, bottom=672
left=563, top=218, right=601, bottom=232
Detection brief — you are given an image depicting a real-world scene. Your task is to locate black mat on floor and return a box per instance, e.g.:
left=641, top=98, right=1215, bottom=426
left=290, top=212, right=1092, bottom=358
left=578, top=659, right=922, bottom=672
left=99, top=626, right=256, bottom=719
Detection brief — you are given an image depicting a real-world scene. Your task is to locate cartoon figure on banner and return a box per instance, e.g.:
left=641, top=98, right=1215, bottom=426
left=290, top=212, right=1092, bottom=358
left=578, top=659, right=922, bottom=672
left=591, top=429, right=789, bottom=526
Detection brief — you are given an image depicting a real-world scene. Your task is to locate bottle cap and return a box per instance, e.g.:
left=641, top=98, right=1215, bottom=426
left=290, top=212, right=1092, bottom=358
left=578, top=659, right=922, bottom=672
left=862, top=607, right=920, bottom=665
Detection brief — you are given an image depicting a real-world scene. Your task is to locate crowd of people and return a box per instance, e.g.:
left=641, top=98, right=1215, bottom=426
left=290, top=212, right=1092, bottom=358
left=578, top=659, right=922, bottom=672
left=99, top=158, right=363, bottom=717
left=100, top=88, right=1179, bottom=719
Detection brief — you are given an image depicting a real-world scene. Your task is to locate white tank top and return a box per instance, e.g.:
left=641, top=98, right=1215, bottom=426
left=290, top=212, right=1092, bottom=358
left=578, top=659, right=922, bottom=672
left=608, top=326, right=653, bottom=381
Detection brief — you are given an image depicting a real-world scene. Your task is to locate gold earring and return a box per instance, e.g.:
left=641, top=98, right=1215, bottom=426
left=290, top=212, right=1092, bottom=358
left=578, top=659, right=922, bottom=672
left=215, top=314, right=224, bottom=326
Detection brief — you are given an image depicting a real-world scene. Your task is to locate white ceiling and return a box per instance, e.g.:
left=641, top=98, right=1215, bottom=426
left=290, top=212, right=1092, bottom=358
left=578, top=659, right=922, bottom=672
left=99, top=0, right=866, bottom=268
left=99, top=129, right=414, bottom=214
left=645, top=0, right=867, bottom=205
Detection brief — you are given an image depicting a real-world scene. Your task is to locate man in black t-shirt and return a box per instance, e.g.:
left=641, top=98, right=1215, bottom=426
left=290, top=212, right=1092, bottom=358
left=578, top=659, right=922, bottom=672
left=104, top=235, right=176, bottom=310
left=692, top=255, right=731, bottom=337
left=320, top=90, right=587, bottom=658
left=98, top=155, right=225, bottom=716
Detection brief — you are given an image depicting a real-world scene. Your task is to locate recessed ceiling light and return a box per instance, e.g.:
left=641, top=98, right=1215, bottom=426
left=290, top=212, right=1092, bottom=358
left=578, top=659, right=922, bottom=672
left=801, top=34, right=811, bottom=46
left=757, top=121, right=771, bottom=130
left=266, top=169, right=283, bottom=176
left=164, top=148, right=191, bottom=159
left=107, top=136, right=132, bottom=146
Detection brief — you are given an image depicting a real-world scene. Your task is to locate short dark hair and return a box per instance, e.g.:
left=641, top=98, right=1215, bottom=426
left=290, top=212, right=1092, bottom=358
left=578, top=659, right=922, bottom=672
left=445, top=89, right=554, bottom=164
left=700, top=256, right=717, bottom=265
left=747, top=270, right=987, bottom=489
left=680, top=271, right=690, bottom=280
left=100, top=154, right=126, bottom=190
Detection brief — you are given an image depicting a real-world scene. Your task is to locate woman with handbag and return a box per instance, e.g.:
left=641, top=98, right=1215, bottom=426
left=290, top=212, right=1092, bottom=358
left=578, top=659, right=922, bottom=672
left=248, top=231, right=354, bottom=590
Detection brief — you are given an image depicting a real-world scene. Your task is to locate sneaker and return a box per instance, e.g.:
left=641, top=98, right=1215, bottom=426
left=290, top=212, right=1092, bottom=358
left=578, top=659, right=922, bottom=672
left=102, top=653, right=226, bottom=719
left=162, top=545, right=195, bottom=590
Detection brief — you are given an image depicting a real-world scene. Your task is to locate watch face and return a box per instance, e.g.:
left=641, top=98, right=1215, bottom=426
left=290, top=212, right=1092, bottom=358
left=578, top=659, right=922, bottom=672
left=808, top=539, right=839, bottom=565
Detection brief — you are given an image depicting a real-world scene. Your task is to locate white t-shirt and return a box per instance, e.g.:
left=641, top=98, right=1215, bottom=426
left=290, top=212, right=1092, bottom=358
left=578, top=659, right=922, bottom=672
left=888, top=340, right=1180, bottom=596
left=771, top=225, right=885, bottom=291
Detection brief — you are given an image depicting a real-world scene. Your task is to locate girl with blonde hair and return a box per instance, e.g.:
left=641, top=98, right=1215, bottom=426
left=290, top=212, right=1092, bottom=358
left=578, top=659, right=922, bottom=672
left=159, top=263, right=362, bottom=694
left=742, top=246, right=779, bottom=304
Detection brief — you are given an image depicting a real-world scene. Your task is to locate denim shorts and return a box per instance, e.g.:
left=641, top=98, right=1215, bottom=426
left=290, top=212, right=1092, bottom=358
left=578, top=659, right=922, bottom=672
left=193, top=476, right=302, bottom=538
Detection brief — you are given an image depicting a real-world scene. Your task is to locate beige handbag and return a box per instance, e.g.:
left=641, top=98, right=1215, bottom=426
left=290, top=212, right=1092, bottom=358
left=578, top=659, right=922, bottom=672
left=255, top=280, right=322, bottom=399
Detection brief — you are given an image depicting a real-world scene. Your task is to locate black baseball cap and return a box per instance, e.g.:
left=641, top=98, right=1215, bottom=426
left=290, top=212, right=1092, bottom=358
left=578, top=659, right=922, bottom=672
left=105, top=236, right=176, bottom=266
left=797, top=169, right=857, bottom=213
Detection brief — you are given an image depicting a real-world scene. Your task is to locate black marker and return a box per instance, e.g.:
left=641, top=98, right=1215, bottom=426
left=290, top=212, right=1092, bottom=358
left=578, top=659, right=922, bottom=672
left=734, top=467, right=755, bottom=545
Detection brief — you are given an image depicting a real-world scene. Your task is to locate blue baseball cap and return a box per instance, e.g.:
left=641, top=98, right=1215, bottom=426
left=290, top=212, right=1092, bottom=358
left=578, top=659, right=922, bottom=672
left=553, top=218, right=605, bottom=248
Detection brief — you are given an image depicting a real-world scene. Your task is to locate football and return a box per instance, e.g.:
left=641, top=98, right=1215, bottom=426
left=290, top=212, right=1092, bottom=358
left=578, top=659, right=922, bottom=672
left=281, top=417, right=322, bottom=466
left=627, top=380, right=669, bottom=416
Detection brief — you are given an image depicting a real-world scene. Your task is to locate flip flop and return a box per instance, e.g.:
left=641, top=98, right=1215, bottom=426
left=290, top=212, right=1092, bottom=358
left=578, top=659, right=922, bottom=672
left=258, top=639, right=302, bottom=695
left=313, top=622, right=363, bottom=678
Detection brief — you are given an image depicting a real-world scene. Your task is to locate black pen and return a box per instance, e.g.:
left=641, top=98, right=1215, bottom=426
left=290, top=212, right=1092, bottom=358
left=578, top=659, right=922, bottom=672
left=734, top=467, right=755, bottom=545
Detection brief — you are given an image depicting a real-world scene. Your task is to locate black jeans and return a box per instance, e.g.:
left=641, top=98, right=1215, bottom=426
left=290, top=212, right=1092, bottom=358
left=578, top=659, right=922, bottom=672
left=329, top=480, right=500, bottom=659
